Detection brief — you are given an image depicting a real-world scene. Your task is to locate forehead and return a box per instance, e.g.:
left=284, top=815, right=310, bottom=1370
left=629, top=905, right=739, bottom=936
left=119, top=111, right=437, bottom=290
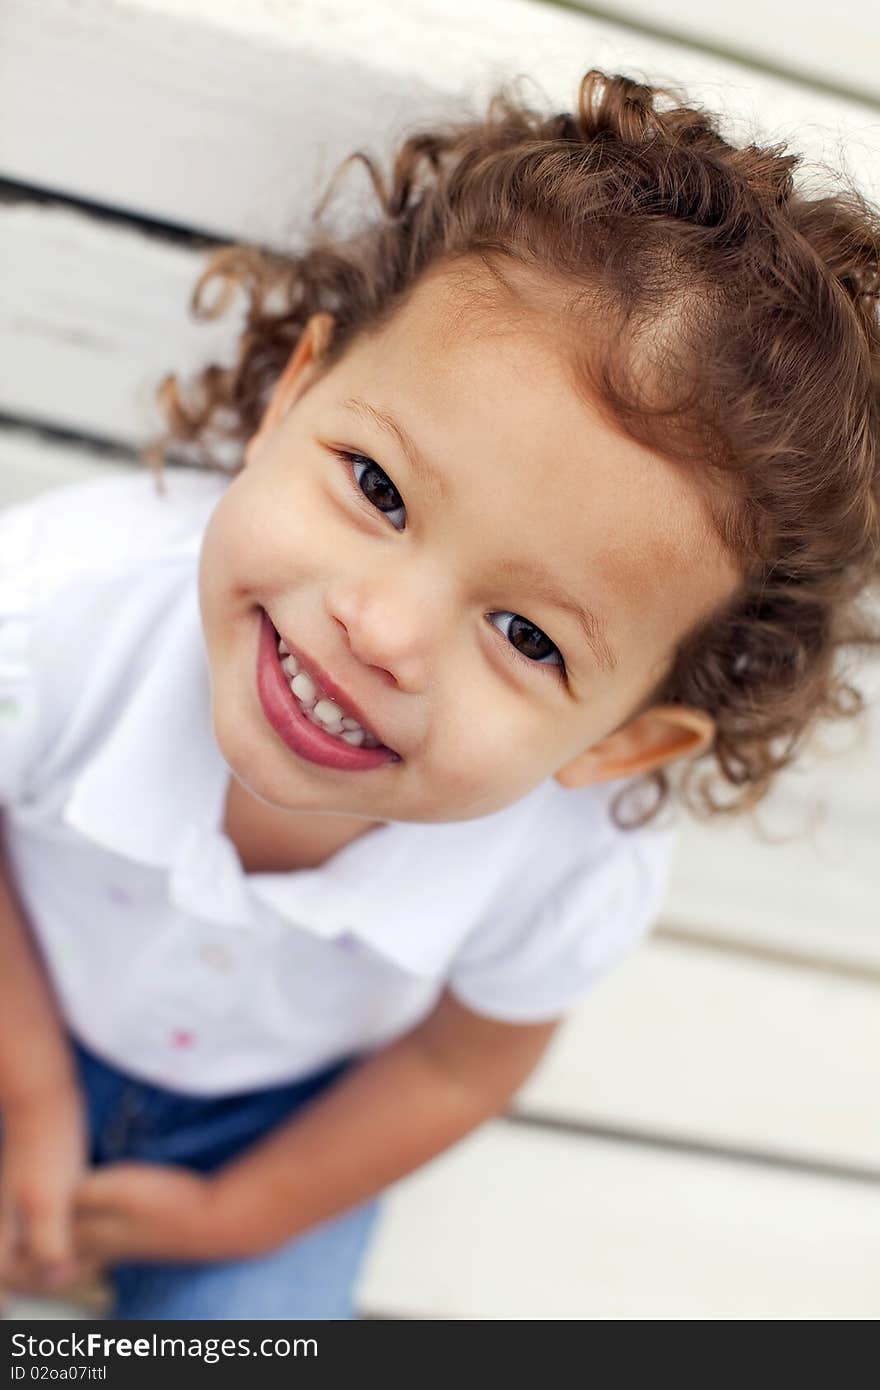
left=334, top=259, right=741, bottom=676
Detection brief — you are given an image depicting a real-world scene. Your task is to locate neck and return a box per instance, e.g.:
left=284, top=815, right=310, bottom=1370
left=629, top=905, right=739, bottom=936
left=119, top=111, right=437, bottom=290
left=222, top=775, right=383, bottom=873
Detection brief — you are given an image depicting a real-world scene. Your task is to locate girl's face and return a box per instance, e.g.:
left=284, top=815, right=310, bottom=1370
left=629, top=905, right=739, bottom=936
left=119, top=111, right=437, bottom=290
left=198, top=262, right=740, bottom=826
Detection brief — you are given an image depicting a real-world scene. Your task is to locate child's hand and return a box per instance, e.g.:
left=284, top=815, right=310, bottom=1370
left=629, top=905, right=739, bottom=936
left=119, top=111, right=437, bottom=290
left=0, top=1246, right=103, bottom=1297
left=72, top=1162, right=222, bottom=1264
left=0, top=1085, right=89, bottom=1293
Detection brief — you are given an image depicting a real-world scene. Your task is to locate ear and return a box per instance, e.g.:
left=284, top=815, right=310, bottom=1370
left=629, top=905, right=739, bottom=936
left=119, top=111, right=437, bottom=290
left=244, top=311, right=335, bottom=465
left=554, top=703, right=716, bottom=790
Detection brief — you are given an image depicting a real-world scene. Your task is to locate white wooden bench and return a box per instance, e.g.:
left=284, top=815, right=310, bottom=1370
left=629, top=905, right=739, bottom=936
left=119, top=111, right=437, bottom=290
left=2, top=0, right=879, bottom=1320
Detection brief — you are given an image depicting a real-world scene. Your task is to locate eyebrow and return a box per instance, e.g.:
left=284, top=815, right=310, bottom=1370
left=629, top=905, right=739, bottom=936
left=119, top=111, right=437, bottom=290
left=495, top=559, right=619, bottom=676
left=341, top=396, right=449, bottom=501
left=339, top=395, right=619, bottom=676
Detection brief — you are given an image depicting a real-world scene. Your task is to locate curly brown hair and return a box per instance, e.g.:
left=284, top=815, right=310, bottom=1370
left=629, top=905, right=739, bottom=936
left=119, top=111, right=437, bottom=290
left=145, top=68, right=880, bottom=833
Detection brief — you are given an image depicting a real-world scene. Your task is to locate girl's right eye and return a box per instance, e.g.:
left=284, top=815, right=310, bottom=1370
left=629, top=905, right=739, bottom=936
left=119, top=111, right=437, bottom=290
left=334, top=450, right=407, bottom=531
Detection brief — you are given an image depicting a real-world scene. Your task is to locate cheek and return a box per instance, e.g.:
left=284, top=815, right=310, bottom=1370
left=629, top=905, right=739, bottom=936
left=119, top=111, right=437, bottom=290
left=209, top=471, right=329, bottom=592
left=257, top=468, right=355, bottom=571
left=426, top=702, right=552, bottom=806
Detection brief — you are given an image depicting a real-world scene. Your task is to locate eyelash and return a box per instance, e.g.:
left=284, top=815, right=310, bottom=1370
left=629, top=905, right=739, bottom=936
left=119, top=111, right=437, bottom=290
left=329, top=448, right=568, bottom=682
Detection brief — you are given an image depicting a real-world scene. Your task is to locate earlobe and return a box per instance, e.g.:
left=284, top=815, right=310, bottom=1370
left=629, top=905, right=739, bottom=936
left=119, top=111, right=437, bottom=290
left=553, top=703, right=716, bottom=790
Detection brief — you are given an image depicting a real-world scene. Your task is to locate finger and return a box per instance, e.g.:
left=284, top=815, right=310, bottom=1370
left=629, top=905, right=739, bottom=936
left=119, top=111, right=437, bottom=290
left=1, top=1250, right=98, bottom=1296
left=0, top=1249, right=50, bottom=1296
left=75, top=1159, right=161, bottom=1199
left=72, top=1211, right=123, bottom=1262
left=0, top=1195, right=23, bottom=1273
left=73, top=1167, right=131, bottom=1210
left=19, top=1189, right=73, bottom=1267
left=0, top=1202, right=13, bottom=1270
left=42, top=1256, right=98, bottom=1290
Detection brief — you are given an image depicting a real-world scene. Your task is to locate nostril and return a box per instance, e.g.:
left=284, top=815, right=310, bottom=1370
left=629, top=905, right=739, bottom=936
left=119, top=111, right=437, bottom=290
left=373, top=666, right=400, bottom=689
left=333, top=616, right=399, bottom=689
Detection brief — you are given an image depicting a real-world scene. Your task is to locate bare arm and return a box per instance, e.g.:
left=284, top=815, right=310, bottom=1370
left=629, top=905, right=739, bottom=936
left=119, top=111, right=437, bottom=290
left=0, top=829, right=87, bottom=1277
left=208, top=988, right=560, bottom=1256
left=0, top=832, right=78, bottom=1103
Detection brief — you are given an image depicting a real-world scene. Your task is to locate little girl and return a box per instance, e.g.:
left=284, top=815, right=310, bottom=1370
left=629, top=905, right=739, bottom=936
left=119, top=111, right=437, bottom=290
left=1, top=68, right=878, bottom=1320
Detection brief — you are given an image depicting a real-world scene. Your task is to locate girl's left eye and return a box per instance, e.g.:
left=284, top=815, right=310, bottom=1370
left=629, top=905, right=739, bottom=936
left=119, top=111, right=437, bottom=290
left=336, top=451, right=407, bottom=531
left=331, top=449, right=566, bottom=682
left=487, top=613, right=567, bottom=679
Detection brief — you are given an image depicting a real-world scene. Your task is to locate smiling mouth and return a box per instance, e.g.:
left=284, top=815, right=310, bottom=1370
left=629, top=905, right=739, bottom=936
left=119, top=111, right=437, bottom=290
left=274, top=634, right=385, bottom=748
left=257, top=609, right=401, bottom=770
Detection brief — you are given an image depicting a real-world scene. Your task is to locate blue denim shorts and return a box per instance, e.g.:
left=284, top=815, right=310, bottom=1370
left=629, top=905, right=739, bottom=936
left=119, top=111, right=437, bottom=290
left=70, top=1039, right=383, bottom=1320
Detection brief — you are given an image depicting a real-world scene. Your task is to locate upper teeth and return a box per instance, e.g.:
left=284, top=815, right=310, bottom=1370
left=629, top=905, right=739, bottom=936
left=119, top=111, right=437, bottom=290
left=277, top=637, right=381, bottom=748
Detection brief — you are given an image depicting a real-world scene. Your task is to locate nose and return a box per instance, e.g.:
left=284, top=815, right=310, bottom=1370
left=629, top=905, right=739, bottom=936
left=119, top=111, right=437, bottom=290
left=326, top=562, right=449, bottom=693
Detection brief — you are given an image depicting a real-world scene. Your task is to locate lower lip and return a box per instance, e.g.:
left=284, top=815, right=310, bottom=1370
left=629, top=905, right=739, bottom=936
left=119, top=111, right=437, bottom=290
left=256, top=609, right=400, bottom=772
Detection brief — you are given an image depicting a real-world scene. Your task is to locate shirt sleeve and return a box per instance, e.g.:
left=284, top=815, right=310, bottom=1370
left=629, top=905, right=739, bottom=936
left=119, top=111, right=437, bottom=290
left=447, top=818, right=678, bottom=1024
left=0, top=498, right=43, bottom=808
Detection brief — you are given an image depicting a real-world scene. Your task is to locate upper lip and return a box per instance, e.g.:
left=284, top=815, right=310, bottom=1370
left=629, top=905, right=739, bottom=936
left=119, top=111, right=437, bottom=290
left=268, top=613, right=398, bottom=754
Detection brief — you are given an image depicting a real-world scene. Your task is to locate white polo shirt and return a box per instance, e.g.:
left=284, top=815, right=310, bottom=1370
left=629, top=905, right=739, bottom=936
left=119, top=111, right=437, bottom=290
left=0, top=466, right=679, bottom=1096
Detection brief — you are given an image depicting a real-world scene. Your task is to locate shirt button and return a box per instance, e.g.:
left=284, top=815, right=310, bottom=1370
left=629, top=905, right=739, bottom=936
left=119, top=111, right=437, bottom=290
left=199, top=944, right=234, bottom=972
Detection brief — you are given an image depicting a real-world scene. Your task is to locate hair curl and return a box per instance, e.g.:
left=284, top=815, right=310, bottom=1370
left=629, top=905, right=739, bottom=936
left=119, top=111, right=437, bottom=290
left=145, top=68, right=880, bottom=833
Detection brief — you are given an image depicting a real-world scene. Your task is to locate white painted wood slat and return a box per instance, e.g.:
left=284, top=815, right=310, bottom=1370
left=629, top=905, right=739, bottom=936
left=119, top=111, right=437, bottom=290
left=580, top=0, right=880, bottom=106
left=662, top=804, right=880, bottom=972
left=356, top=1122, right=880, bottom=1318
left=2, top=0, right=878, bottom=251
left=519, top=937, right=880, bottom=1171
left=0, top=429, right=134, bottom=508
left=0, top=202, right=238, bottom=448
